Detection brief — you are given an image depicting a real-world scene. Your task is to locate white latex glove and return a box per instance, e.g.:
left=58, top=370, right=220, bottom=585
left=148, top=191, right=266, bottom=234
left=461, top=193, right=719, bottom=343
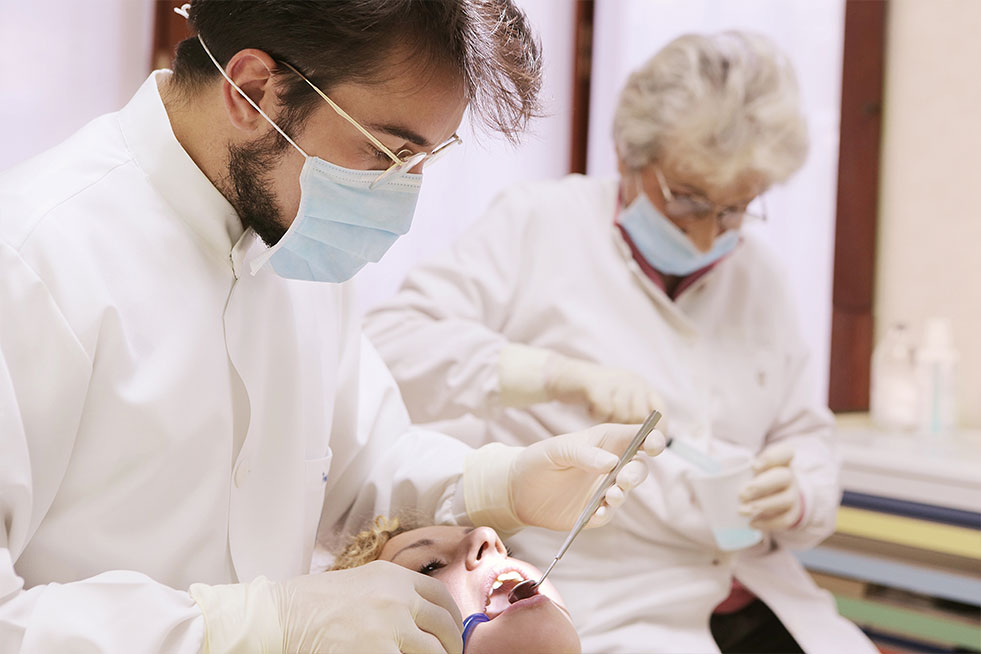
left=545, top=354, right=662, bottom=424
left=498, top=344, right=663, bottom=424
left=738, top=444, right=804, bottom=532
left=189, top=560, right=463, bottom=654
left=464, top=423, right=667, bottom=534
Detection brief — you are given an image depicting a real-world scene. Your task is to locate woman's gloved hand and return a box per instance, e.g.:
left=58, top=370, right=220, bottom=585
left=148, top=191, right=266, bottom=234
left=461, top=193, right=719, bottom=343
left=498, top=344, right=663, bottom=424
left=738, top=444, right=805, bottom=531
left=189, top=560, right=463, bottom=654
left=544, top=353, right=664, bottom=424
left=464, top=423, right=667, bottom=535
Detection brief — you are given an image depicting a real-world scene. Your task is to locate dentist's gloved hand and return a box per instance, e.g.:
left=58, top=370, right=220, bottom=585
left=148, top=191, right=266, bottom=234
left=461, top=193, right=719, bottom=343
left=738, top=444, right=805, bottom=532
left=464, top=423, right=667, bottom=535
left=189, top=561, right=463, bottom=654
left=498, top=344, right=663, bottom=425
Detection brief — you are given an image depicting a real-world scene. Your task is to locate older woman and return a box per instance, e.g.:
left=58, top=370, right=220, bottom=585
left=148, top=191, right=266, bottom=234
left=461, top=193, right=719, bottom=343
left=365, top=31, right=876, bottom=653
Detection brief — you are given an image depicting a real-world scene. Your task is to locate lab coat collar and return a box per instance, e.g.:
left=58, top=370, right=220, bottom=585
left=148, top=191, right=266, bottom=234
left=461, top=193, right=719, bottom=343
left=615, top=220, right=723, bottom=301
left=611, top=223, right=699, bottom=337
left=118, top=70, right=247, bottom=265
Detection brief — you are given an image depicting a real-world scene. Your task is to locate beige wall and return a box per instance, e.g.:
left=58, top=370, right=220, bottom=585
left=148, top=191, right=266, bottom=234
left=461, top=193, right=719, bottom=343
left=878, top=0, right=981, bottom=428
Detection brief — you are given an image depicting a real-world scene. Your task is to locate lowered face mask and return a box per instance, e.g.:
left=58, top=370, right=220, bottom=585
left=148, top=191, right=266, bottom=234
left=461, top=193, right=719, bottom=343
left=619, top=190, right=739, bottom=277
left=197, top=35, right=420, bottom=283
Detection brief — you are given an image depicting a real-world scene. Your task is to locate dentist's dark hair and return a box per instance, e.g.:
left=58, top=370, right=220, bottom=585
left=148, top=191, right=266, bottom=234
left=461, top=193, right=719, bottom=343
left=170, top=0, right=543, bottom=143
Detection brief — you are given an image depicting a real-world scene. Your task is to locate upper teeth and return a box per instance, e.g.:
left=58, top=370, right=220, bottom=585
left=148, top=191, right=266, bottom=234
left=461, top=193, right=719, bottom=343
left=491, top=571, right=524, bottom=591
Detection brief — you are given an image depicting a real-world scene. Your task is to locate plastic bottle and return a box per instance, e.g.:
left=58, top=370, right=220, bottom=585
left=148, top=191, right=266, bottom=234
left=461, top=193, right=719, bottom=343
left=916, top=318, right=958, bottom=435
left=870, top=322, right=919, bottom=431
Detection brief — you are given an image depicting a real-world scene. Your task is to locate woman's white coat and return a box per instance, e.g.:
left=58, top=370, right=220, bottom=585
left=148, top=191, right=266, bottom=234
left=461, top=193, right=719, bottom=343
left=366, top=174, right=876, bottom=653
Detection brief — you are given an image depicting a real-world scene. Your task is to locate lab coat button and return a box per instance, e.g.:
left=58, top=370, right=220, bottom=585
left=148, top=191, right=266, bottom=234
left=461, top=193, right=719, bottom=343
left=712, top=558, right=720, bottom=565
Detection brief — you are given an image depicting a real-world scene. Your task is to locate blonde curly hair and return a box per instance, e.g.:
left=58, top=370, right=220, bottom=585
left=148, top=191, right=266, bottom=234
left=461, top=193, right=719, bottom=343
left=330, top=514, right=427, bottom=571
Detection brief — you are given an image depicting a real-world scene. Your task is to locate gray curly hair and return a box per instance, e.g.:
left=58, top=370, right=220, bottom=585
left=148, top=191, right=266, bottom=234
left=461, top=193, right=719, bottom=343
left=613, top=31, right=808, bottom=190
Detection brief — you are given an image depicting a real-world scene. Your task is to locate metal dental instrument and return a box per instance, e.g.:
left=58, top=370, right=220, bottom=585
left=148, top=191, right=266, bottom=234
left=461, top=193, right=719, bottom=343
left=507, top=410, right=663, bottom=603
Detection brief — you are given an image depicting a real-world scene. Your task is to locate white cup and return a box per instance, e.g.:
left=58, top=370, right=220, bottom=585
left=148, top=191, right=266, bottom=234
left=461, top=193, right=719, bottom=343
left=688, top=456, right=763, bottom=551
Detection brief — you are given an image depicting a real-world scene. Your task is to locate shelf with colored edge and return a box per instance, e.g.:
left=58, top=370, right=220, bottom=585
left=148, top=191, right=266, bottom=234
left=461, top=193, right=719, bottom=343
left=861, top=627, right=961, bottom=654
left=833, top=414, right=981, bottom=513
left=834, top=506, right=981, bottom=559
left=797, top=546, right=981, bottom=606
left=841, top=490, right=980, bottom=529
left=833, top=595, right=980, bottom=651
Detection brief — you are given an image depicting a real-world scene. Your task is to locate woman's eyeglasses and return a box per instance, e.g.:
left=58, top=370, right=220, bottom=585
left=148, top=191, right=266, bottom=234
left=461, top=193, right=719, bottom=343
left=654, top=167, right=766, bottom=231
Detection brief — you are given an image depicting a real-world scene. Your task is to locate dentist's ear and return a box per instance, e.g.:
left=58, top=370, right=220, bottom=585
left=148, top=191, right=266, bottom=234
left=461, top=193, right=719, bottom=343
left=220, top=49, right=280, bottom=134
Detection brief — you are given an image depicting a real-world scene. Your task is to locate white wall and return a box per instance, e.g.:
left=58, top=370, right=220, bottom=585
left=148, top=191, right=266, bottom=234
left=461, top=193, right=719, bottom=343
left=878, top=0, right=981, bottom=428
left=0, top=0, right=155, bottom=171
left=355, top=0, right=577, bottom=310
left=585, top=0, right=845, bottom=403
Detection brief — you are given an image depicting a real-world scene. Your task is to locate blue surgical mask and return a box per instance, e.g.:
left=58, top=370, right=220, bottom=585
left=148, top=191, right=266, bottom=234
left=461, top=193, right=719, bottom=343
left=248, top=156, right=420, bottom=282
left=619, top=191, right=739, bottom=276
left=196, top=34, right=421, bottom=283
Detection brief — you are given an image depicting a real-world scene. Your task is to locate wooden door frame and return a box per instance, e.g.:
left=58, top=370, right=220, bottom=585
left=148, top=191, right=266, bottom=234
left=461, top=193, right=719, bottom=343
left=151, top=1, right=192, bottom=71
left=569, top=0, right=595, bottom=174
left=828, top=0, right=887, bottom=411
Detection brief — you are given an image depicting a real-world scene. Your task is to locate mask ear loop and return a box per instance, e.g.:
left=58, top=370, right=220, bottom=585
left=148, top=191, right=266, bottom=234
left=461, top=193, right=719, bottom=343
left=174, top=8, right=311, bottom=275
left=174, top=4, right=302, bottom=156
left=195, top=35, right=308, bottom=159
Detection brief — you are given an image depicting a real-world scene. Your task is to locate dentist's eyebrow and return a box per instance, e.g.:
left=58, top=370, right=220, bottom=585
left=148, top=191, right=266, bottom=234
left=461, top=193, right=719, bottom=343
left=367, top=122, right=433, bottom=149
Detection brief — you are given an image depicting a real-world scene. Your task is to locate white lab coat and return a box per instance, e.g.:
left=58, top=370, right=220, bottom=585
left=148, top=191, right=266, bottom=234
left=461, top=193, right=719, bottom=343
left=365, top=175, right=876, bottom=653
left=0, top=72, right=470, bottom=653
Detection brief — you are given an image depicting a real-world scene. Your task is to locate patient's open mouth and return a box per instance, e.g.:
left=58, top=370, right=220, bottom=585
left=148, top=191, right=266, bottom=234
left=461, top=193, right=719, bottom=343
left=484, top=570, right=527, bottom=618
left=479, top=563, right=573, bottom=622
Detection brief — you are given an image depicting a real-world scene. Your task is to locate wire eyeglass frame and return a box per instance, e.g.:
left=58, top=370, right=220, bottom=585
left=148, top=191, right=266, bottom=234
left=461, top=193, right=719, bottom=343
left=279, top=61, right=462, bottom=189
left=653, top=166, right=766, bottom=231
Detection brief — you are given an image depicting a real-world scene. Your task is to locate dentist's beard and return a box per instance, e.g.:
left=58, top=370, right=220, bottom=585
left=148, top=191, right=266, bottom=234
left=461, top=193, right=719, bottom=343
left=223, top=130, right=291, bottom=248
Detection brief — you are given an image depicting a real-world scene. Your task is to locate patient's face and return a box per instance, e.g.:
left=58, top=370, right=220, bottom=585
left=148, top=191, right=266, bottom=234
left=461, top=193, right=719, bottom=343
left=379, top=526, right=580, bottom=654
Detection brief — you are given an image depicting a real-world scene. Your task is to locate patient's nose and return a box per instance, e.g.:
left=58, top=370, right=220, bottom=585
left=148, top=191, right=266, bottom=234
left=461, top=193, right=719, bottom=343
left=465, top=527, right=508, bottom=570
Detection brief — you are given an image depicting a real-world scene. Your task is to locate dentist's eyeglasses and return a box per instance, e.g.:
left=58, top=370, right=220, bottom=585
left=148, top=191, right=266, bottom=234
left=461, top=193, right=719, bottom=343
left=193, top=32, right=462, bottom=189
left=280, top=61, right=462, bottom=189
